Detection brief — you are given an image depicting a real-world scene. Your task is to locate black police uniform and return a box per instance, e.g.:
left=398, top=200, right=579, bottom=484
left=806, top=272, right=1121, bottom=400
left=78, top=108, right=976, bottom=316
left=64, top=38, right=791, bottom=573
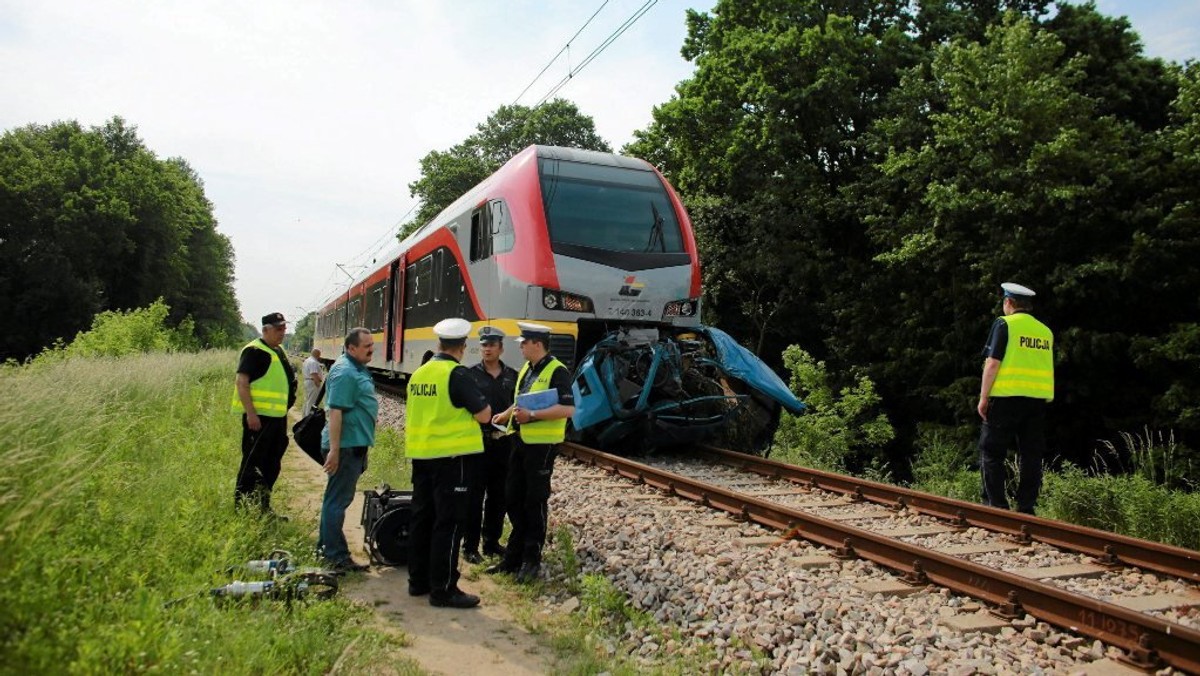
left=407, top=354, right=490, bottom=597
left=979, top=317, right=1048, bottom=514
left=497, top=354, right=573, bottom=575
left=464, top=359, right=518, bottom=558
left=234, top=342, right=297, bottom=511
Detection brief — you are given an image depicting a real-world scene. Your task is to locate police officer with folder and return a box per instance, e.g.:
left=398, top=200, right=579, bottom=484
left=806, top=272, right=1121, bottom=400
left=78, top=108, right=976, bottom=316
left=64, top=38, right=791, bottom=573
left=487, top=322, right=574, bottom=583
left=405, top=318, right=491, bottom=608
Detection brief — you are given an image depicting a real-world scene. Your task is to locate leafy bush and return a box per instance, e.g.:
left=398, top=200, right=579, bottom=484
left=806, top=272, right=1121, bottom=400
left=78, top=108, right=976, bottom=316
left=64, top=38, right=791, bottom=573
left=910, top=427, right=982, bottom=503
left=33, top=299, right=199, bottom=362
left=772, top=346, right=894, bottom=471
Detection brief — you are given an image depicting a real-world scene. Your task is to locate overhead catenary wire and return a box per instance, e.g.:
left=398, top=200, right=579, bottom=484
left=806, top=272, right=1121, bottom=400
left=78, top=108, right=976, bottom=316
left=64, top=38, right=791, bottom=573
left=303, top=199, right=421, bottom=311
left=533, top=0, right=658, bottom=107
left=311, top=1, right=656, bottom=315
left=513, top=0, right=612, bottom=105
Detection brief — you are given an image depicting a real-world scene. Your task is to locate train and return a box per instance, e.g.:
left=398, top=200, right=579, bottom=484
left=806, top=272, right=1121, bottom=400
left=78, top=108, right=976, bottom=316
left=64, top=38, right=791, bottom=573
left=315, top=145, right=803, bottom=454
left=314, top=145, right=702, bottom=373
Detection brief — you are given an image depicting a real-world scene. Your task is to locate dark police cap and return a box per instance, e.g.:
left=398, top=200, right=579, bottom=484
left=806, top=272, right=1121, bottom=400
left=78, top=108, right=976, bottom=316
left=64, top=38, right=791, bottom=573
left=478, top=326, right=506, bottom=343
left=261, top=312, right=286, bottom=327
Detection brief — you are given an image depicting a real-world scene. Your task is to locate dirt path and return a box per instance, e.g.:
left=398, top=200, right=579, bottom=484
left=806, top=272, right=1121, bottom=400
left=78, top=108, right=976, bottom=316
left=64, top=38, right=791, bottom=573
left=281, top=447, right=553, bottom=675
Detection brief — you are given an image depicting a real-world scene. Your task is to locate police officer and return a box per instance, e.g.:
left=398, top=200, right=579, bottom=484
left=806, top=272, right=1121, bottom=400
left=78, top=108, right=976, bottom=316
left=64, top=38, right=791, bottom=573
left=232, top=312, right=297, bottom=514
left=978, top=282, right=1055, bottom=515
left=462, top=326, right=518, bottom=564
left=487, top=322, right=574, bottom=583
left=405, top=318, right=492, bottom=608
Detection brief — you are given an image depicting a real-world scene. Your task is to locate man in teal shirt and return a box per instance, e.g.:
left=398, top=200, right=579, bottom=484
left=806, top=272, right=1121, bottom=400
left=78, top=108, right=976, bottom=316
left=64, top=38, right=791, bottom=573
left=318, top=327, right=378, bottom=572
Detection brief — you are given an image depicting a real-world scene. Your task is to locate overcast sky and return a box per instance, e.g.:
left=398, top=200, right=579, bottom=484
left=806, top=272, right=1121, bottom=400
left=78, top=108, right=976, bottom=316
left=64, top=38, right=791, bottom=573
left=2, top=0, right=1196, bottom=327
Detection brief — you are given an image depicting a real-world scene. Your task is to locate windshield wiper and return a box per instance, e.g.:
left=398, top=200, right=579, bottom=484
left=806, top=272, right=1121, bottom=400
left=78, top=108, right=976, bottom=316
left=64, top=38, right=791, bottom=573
left=644, top=202, right=666, bottom=252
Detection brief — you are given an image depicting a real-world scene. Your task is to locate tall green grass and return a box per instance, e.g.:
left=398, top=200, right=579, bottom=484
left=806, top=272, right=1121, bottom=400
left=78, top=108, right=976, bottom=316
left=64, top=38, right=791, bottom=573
left=909, top=428, right=1200, bottom=550
left=0, top=351, right=394, bottom=674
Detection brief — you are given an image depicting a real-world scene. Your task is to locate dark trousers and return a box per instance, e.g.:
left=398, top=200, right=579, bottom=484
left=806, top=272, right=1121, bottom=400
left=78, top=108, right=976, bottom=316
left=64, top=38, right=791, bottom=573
left=463, top=434, right=511, bottom=553
left=235, top=414, right=289, bottom=510
left=502, top=441, right=557, bottom=568
left=408, top=455, right=474, bottom=594
left=979, top=397, right=1047, bottom=514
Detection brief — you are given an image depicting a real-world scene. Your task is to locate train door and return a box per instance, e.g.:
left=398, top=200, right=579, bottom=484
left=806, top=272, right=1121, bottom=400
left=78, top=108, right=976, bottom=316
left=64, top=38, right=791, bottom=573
left=388, top=257, right=405, bottom=367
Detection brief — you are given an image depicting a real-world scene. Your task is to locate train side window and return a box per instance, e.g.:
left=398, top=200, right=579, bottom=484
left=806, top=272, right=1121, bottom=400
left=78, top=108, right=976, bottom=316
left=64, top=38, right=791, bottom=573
left=491, top=200, right=513, bottom=254
left=470, top=207, right=492, bottom=262
left=404, top=264, right=416, bottom=310
left=443, top=261, right=461, bottom=309
left=432, top=249, right=444, bottom=302
left=364, top=283, right=386, bottom=331
left=416, top=255, right=433, bottom=307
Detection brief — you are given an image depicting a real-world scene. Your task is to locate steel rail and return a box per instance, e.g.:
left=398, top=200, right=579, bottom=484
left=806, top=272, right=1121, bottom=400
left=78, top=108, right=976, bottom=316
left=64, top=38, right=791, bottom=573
left=697, top=444, right=1200, bottom=584
left=560, top=442, right=1200, bottom=673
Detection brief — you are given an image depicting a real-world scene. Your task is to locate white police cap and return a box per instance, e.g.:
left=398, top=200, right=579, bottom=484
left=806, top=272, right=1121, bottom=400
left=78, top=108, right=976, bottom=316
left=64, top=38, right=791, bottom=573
left=433, top=317, right=472, bottom=340
left=1001, top=282, right=1036, bottom=298
left=516, top=321, right=552, bottom=342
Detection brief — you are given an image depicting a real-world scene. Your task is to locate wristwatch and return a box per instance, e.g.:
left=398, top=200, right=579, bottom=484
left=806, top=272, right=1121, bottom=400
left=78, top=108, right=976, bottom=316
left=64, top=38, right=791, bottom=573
left=529, top=409, right=537, bottom=421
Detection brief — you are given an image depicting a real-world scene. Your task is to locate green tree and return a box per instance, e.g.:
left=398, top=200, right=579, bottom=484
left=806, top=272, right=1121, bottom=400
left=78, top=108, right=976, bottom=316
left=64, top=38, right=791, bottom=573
left=404, top=99, right=610, bottom=230
left=288, top=312, right=317, bottom=353
left=1045, top=2, right=1177, bottom=131
left=631, top=1, right=1196, bottom=470
left=1129, top=63, right=1200, bottom=436
left=0, top=117, right=240, bottom=360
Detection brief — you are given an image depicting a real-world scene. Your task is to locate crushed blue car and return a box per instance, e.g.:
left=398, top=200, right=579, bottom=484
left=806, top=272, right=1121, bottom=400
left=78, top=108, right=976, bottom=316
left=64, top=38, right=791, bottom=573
left=571, top=326, right=806, bottom=455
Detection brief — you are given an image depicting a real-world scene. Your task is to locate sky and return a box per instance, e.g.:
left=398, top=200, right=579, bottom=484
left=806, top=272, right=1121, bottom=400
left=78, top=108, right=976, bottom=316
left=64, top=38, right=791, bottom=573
left=2, top=0, right=1197, bottom=327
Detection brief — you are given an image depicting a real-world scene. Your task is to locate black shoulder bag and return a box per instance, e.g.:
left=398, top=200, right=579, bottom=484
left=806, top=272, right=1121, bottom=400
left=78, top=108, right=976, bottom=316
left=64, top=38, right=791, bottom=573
left=292, top=383, right=326, bottom=465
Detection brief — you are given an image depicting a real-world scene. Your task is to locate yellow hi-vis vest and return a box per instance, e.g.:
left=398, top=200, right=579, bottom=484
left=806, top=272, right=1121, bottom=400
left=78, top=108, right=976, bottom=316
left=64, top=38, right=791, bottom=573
left=405, top=358, right=484, bottom=459
left=511, top=358, right=568, bottom=444
left=230, top=340, right=290, bottom=417
left=991, top=313, right=1055, bottom=401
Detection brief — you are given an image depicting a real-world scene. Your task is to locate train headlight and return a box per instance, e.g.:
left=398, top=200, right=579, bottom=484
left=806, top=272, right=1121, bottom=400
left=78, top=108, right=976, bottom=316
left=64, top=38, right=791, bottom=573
left=542, top=289, right=594, bottom=313
left=663, top=298, right=698, bottom=318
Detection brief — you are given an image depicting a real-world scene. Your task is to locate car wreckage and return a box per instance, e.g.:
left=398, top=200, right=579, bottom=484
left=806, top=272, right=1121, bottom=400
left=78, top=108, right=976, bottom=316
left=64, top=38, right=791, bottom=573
left=571, top=326, right=806, bottom=455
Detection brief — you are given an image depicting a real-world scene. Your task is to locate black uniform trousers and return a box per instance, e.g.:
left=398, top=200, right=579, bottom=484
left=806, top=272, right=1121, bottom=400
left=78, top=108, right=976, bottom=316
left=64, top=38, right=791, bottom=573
left=235, top=414, right=289, bottom=511
left=463, top=433, right=511, bottom=554
left=978, top=396, right=1047, bottom=514
left=500, top=440, right=557, bottom=569
left=408, top=455, right=475, bottom=594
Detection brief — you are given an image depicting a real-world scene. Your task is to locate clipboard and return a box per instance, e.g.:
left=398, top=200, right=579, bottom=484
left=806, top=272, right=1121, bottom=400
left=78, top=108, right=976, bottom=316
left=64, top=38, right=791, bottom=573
left=516, top=389, right=558, bottom=411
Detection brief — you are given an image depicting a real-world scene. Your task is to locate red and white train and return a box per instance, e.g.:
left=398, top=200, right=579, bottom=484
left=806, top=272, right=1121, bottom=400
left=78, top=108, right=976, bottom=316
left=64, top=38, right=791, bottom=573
left=314, top=145, right=703, bottom=373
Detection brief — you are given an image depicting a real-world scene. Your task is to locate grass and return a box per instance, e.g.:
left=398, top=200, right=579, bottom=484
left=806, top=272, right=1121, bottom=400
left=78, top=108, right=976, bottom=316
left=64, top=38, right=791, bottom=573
left=0, top=351, right=406, bottom=674
left=909, top=428, right=1200, bottom=550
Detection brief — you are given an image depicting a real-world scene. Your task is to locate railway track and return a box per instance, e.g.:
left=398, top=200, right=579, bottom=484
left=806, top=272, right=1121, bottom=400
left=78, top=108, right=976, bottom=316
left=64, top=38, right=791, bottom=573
left=559, top=442, right=1200, bottom=673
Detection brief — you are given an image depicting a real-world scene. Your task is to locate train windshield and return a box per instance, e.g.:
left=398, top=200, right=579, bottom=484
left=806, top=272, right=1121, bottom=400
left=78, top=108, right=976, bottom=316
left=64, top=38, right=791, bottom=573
left=539, top=159, right=688, bottom=267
